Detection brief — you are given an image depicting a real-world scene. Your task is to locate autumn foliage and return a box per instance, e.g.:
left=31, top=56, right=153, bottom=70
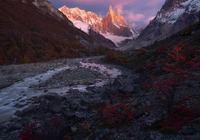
left=20, top=117, right=65, bottom=140
left=143, top=45, right=200, bottom=131
left=109, top=51, right=116, bottom=61
left=100, top=103, right=135, bottom=124
left=159, top=107, right=200, bottom=130
left=99, top=93, right=135, bottom=125
left=153, top=45, right=200, bottom=112
left=0, top=0, right=107, bottom=65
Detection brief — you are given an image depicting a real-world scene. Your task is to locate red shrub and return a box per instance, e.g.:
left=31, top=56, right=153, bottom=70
left=100, top=103, right=135, bottom=124
left=159, top=107, right=200, bottom=130
left=153, top=46, right=200, bottom=113
left=109, top=51, right=116, bottom=61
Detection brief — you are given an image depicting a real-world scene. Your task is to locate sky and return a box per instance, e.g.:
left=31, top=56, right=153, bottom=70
left=48, top=0, right=166, bottom=28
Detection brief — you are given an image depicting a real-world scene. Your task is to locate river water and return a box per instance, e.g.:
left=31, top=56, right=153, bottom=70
left=0, top=58, right=121, bottom=123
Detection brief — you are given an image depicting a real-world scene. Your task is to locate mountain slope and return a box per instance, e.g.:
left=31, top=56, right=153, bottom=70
left=113, top=21, right=200, bottom=68
left=122, top=0, right=200, bottom=50
left=145, top=21, right=200, bottom=51
left=59, top=6, right=102, bottom=30
left=69, top=19, right=116, bottom=48
left=0, top=0, right=109, bottom=64
left=101, top=6, right=135, bottom=37
left=59, top=5, right=138, bottom=47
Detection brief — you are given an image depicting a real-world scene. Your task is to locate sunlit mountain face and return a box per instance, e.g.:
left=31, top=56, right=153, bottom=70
left=59, top=5, right=139, bottom=47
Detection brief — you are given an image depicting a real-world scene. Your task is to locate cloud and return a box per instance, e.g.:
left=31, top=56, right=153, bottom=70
left=114, top=4, right=124, bottom=15
left=126, top=11, right=145, bottom=23
left=59, top=0, right=135, bottom=7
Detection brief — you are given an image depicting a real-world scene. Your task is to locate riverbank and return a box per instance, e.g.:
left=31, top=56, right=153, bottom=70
left=0, top=56, right=200, bottom=140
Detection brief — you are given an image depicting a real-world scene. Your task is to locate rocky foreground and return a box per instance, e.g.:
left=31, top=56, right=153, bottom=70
left=0, top=56, right=200, bottom=140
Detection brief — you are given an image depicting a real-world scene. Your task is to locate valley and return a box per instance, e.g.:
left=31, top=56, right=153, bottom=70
left=0, top=0, right=200, bottom=139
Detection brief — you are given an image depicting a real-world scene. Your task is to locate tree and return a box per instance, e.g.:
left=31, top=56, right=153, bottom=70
left=143, top=45, right=200, bottom=129
left=155, top=46, right=200, bottom=114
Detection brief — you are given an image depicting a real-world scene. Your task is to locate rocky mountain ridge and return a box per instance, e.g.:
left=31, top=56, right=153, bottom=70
left=59, top=6, right=102, bottom=30
left=122, top=0, right=200, bottom=50
left=59, top=5, right=138, bottom=47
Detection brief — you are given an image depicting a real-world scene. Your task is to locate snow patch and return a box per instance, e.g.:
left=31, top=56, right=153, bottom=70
left=113, top=22, right=120, bottom=29
left=70, top=19, right=136, bottom=47
left=157, top=0, right=200, bottom=24
left=71, top=19, right=90, bottom=34
left=181, top=0, right=193, bottom=7
left=102, top=33, right=133, bottom=47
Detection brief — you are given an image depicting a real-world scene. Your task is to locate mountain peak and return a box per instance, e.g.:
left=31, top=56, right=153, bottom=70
left=60, top=5, right=67, bottom=9
left=105, top=5, right=127, bottom=27
left=108, top=5, right=115, bottom=20
left=132, top=0, right=200, bottom=48
left=59, top=5, right=139, bottom=41
left=109, top=5, right=113, bottom=12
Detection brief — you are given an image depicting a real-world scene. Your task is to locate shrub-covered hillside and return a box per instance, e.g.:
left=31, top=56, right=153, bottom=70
left=0, top=0, right=107, bottom=65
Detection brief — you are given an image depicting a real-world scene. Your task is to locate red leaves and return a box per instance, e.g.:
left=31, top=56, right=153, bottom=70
left=109, top=51, right=116, bottom=61
left=155, top=76, right=180, bottom=94
left=163, top=67, right=188, bottom=74
left=143, top=45, right=200, bottom=130
left=185, top=56, right=200, bottom=70
left=100, top=103, right=135, bottom=124
left=20, top=122, right=44, bottom=140
left=152, top=45, right=200, bottom=115
left=167, top=47, right=186, bottom=62
left=164, top=46, right=200, bottom=74
left=159, top=107, right=200, bottom=130
left=20, top=131, right=34, bottom=140
left=100, top=93, right=135, bottom=125
left=20, top=117, right=65, bottom=140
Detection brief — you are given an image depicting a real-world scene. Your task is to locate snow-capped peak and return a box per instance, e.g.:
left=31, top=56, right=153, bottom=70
left=106, top=5, right=127, bottom=27
left=59, top=5, right=139, bottom=47
left=156, top=0, right=200, bottom=24
left=59, top=5, right=102, bottom=27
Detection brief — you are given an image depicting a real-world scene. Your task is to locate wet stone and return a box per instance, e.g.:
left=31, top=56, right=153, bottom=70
left=75, top=112, right=86, bottom=119
left=5, top=130, right=20, bottom=140
left=21, top=105, right=37, bottom=116
left=7, top=122, right=23, bottom=132
left=135, top=108, right=146, bottom=119
left=63, top=111, right=75, bottom=119
left=71, top=126, right=78, bottom=133
left=69, top=100, right=80, bottom=110
left=49, top=101, right=63, bottom=113
left=118, top=85, right=135, bottom=94
left=68, top=89, right=79, bottom=94
left=181, top=126, right=195, bottom=135
left=14, top=110, right=21, bottom=116
left=44, top=92, right=62, bottom=102
left=86, top=86, right=95, bottom=92
left=143, top=131, right=163, bottom=140
left=113, top=78, right=123, bottom=87
left=39, top=99, right=48, bottom=110
left=78, top=106, right=88, bottom=112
